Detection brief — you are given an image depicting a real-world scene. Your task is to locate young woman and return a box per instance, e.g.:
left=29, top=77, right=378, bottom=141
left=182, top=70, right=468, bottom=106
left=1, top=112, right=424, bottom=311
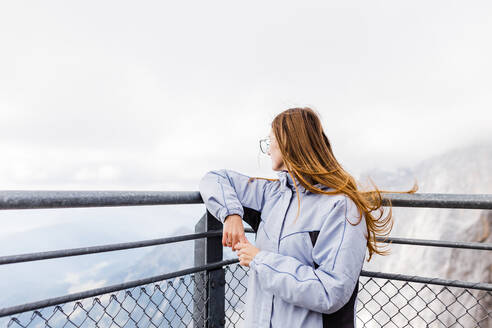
left=199, top=107, right=417, bottom=328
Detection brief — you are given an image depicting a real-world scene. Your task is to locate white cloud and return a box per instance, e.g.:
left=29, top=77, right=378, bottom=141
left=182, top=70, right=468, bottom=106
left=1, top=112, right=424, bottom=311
left=66, top=279, right=107, bottom=295
left=63, top=261, right=111, bottom=294
left=0, top=0, right=490, bottom=190
left=73, top=165, right=120, bottom=182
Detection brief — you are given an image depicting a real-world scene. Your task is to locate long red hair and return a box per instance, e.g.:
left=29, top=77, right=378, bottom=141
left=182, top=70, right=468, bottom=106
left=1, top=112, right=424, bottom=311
left=249, top=107, right=417, bottom=262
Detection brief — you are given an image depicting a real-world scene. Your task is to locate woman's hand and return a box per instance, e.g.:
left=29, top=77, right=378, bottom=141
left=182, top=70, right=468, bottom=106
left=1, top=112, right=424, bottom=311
left=223, top=214, right=248, bottom=250
left=234, top=240, right=260, bottom=267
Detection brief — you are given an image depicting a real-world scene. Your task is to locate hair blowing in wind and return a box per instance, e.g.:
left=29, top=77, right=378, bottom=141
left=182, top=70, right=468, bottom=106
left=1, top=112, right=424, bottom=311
left=250, top=107, right=418, bottom=262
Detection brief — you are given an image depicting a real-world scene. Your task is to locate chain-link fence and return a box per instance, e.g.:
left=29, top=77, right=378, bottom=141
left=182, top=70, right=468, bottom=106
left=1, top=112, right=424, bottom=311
left=4, top=271, right=209, bottom=328
left=3, top=263, right=491, bottom=328
left=357, top=274, right=491, bottom=328
left=223, top=265, right=492, bottom=328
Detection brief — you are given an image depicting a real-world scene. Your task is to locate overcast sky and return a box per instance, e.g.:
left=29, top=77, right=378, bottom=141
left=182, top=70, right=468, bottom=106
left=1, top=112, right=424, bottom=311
left=1, top=0, right=491, bottom=192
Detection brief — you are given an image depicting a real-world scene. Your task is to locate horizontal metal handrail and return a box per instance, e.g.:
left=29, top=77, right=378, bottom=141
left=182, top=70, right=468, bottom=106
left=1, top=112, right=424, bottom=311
left=375, top=236, right=492, bottom=250
left=0, top=190, right=203, bottom=210
left=381, top=192, right=492, bottom=209
left=361, top=270, right=492, bottom=291
left=1, top=191, right=491, bottom=210
left=2, top=258, right=490, bottom=319
left=2, top=228, right=489, bottom=266
left=0, top=230, right=231, bottom=265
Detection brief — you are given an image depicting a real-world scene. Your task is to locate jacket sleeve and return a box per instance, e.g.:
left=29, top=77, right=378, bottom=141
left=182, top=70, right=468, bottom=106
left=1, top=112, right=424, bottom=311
left=249, top=196, right=368, bottom=314
left=198, top=169, right=276, bottom=224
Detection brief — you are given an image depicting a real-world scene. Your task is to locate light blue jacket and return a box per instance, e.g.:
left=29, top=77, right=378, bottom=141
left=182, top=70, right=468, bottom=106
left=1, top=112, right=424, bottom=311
left=199, top=169, right=368, bottom=328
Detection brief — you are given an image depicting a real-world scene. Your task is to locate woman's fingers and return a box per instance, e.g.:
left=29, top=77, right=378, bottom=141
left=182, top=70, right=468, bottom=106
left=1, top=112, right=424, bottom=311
left=231, top=231, right=246, bottom=249
left=224, top=232, right=236, bottom=248
left=223, top=214, right=245, bottom=249
left=223, top=217, right=247, bottom=249
left=223, top=231, right=232, bottom=247
left=234, top=239, right=246, bottom=250
left=231, top=231, right=245, bottom=249
left=222, top=231, right=227, bottom=247
left=237, top=251, right=252, bottom=267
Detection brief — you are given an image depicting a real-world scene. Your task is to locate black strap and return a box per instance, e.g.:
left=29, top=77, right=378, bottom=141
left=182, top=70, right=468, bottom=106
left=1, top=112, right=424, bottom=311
left=241, top=206, right=262, bottom=241
left=309, top=230, right=358, bottom=328
left=309, top=231, right=320, bottom=254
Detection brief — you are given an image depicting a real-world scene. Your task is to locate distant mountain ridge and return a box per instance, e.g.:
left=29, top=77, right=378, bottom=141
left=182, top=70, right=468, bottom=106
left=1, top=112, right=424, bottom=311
left=360, top=141, right=492, bottom=326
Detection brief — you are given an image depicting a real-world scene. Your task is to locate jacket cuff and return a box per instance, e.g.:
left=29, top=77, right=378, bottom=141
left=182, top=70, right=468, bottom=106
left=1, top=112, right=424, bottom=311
left=250, top=250, right=271, bottom=270
left=218, top=206, right=244, bottom=223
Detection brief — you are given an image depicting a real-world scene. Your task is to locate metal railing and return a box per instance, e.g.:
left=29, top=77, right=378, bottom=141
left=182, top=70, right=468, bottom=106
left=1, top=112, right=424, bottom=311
left=0, top=191, right=491, bottom=327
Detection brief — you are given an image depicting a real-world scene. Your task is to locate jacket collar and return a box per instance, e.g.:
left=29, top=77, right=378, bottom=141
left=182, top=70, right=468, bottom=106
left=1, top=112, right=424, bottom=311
left=277, top=170, right=331, bottom=194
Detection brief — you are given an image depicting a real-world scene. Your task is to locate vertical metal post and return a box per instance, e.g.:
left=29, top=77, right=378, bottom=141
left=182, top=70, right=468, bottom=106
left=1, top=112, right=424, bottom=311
left=193, top=213, right=207, bottom=328
left=193, top=211, right=225, bottom=328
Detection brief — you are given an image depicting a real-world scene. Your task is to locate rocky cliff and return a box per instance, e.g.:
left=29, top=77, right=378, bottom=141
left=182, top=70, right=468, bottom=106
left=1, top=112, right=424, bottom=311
left=359, top=141, right=492, bottom=327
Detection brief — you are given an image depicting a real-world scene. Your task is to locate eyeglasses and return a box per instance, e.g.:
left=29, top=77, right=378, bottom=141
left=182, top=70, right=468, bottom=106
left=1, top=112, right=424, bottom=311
left=259, top=136, right=271, bottom=154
